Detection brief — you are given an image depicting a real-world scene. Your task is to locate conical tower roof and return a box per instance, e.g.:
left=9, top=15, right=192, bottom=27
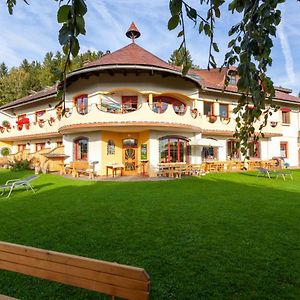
left=126, top=22, right=141, bottom=40
left=83, top=43, right=178, bottom=71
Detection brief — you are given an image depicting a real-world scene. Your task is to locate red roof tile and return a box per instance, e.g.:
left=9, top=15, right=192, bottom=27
left=83, top=43, right=178, bottom=71
left=0, top=86, right=57, bottom=109
left=193, top=68, right=300, bottom=103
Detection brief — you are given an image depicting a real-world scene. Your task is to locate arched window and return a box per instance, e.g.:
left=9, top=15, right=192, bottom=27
left=153, top=96, right=186, bottom=115
left=107, top=139, right=115, bottom=155
left=74, top=94, right=88, bottom=115
left=74, top=137, right=88, bottom=161
left=159, top=136, right=190, bottom=163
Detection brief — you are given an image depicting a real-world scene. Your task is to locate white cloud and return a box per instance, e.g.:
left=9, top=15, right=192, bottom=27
left=277, top=20, right=296, bottom=84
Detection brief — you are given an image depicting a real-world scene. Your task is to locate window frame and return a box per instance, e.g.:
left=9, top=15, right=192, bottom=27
left=280, top=142, right=288, bottom=158
left=249, top=141, right=260, bottom=158
left=35, top=143, right=45, bottom=152
left=17, top=114, right=26, bottom=121
left=122, top=96, right=138, bottom=112
left=282, top=111, right=290, bottom=125
left=35, top=110, right=46, bottom=122
left=203, top=101, right=214, bottom=116
left=219, top=103, right=229, bottom=118
left=227, top=140, right=240, bottom=160
left=74, top=137, right=88, bottom=161
left=74, top=94, right=89, bottom=115
left=159, top=136, right=190, bottom=163
left=107, top=139, right=116, bottom=155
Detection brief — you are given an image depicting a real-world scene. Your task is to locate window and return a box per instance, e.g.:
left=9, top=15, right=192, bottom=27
left=280, top=142, right=288, bottom=158
left=249, top=141, right=260, bottom=158
left=227, top=140, right=240, bottom=160
left=159, top=136, right=190, bottom=163
left=202, top=146, right=218, bottom=160
left=153, top=96, right=186, bottom=115
left=204, top=102, right=214, bottom=116
left=35, top=143, right=45, bottom=152
left=35, top=110, right=46, bottom=122
left=74, top=94, right=88, bottom=115
left=219, top=104, right=229, bottom=118
left=17, top=114, right=26, bottom=121
left=74, top=138, right=88, bottom=160
left=56, top=141, right=63, bottom=147
left=281, top=109, right=291, bottom=124
left=122, top=139, right=138, bottom=147
left=228, top=70, right=237, bottom=85
left=122, top=96, right=138, bottom=112
left=17, top=144, right=26, bottom=152
left=107, top=139, right=115, bottom=155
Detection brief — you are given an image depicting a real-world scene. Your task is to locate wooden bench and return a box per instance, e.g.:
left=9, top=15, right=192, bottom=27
left=0, top=241, right=150, bottom=300
left=70, top=161, right=94, bottom=179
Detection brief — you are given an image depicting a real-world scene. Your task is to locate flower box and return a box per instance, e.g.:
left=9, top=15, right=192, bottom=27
left=208, top=115, right=217, bottom=123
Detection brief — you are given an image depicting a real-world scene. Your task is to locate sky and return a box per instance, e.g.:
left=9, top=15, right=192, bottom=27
left=0, top=0, right=299, bottom=95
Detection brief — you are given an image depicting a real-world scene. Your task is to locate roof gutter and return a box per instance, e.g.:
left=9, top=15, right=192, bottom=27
left=0, top=93, right=56, bottom=111
left=203, top=86, right=300, bottom=106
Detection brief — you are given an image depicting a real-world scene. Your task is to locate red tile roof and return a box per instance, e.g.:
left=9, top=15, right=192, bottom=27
left=193, top=68, right=300, bottom=103
left=1, top=86, right=57, bottom=109
left=83, top=43, right=178, bottom=71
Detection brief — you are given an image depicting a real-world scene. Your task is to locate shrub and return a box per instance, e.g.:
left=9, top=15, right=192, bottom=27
left=1, top=147, right=11, bottom=156
left=9, top=159, right=31, bottom=171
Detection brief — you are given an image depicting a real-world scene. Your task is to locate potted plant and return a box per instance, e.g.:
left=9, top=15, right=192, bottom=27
left=2, top=120, right=11, bottom=129
left=191, top=108, right=198, bottom=119
left=16, top=118, right=30, bottom=130
left=208, top=113, right=217, bottom=123
left=270, top=121, right=278, bottom=128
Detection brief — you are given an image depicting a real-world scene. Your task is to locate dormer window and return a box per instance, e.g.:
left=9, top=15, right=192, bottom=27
left=228, top=70, right=237, bottom=85
left=74, top=94, right=88, bottom=115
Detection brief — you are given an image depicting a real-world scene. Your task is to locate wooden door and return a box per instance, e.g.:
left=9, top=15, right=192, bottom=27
left=123, top=147, right=137, bottom=175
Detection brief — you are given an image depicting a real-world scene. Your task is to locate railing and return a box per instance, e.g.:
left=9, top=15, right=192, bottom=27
left=0, top=104, right=283, bottom=139
left=0, top=117, right=60, bottom=140
left=59, top=102, right=202, bottom=132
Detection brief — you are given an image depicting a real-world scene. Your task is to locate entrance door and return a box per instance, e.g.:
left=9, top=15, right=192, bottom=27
left=122, top=138, right=138, bottom=175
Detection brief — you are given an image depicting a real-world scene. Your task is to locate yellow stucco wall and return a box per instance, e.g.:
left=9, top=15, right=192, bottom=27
left=100, top=130, right=150, bottom=176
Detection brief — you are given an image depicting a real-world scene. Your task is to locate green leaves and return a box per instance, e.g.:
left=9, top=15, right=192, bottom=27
left=57, top=5, right=70, bottom=23
left=168, top=15, right=180, bottom=30
left=57, top=0, right=87, bottom=58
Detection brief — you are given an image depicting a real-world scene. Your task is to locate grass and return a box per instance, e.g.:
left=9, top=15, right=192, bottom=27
left=0, top=169, right=299, bottom=299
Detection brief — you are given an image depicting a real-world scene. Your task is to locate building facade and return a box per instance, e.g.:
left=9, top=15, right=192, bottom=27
left=0, top=25, right=299, bottom=175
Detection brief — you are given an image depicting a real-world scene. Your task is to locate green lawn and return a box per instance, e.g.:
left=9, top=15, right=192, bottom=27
left=0, top=170, right=299, bottom=299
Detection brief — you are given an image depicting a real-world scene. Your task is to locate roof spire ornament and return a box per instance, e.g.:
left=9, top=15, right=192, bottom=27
left=126, top=22, right=141, bottom=43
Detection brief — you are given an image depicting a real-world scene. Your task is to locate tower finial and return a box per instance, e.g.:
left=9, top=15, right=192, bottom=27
left=126, top=22, right=141, bottom=43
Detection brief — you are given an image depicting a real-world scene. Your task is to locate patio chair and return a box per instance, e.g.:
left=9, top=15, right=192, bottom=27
left=0, top=175, right=38, bottom=198
left=275, top=171, right=293, bottom=181
left=256, top=167, right=277, bottom=179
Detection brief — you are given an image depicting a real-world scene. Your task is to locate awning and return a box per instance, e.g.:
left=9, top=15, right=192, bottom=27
left=190, top=138, right=222, bottom=147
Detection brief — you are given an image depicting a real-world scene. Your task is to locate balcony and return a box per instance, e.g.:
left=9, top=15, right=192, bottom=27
left=200, top=113, right=283, bottom=137
left=59, top=102, right=202, bottom=133
left=0, top=104, right=283, bottom=140
left=0, top=118, right=60, bottom=141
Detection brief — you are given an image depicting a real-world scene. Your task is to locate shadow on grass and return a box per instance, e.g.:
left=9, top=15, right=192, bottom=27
left=0, top=173, right=299, bottom=299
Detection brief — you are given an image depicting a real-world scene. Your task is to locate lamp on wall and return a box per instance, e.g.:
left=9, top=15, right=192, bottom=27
left=48, top=104, right=52, bottom=108
left=27, top=142, right=31, bottom=146
left=47, top=140, right=51, bottom=145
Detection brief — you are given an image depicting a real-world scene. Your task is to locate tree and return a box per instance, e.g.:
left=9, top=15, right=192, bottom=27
left=169, top=48, right=200, bottom=69
left=4, top=0, right=295, bottom=156
left=168, top=0, right=294, bottom=156
left=0, top=63, right=8, bottom=78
